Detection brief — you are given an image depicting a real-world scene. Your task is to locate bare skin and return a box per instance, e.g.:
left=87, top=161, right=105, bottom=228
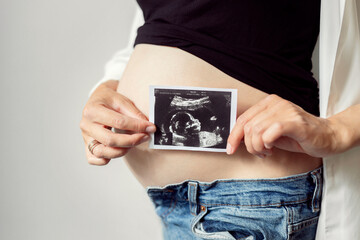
left=80, top=44, right=360, bottom=188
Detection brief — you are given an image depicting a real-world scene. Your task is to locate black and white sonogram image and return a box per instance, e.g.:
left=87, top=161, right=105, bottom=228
left=149, top=86, right=237, bottom=152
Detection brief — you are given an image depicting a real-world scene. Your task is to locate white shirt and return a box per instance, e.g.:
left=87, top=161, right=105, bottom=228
left=316, top=0, right=360, bottom=239
left=91, top=2, right=360, bottom=239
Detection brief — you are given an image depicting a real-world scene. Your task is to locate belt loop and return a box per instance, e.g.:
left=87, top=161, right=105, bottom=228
left=310, top=167, right=323, bottom=213
left=188, top=181, right=199, bottom=215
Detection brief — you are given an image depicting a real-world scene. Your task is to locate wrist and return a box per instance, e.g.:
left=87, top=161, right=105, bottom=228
left=101, top=79, right=119, bottom=90
left=327, top=115, right=355, bottom=155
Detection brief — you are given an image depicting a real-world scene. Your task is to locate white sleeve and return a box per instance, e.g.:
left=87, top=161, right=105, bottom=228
left=88, top=5, right=144, bottom=97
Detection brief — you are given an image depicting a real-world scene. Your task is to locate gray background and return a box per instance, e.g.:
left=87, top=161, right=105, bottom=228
left=0, top=0, right=162, bottom=239
left=0, top=0, right=319, bottom=239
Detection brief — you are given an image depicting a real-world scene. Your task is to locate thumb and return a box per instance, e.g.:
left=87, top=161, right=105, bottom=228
left=111, top=93, right=149, bottom=121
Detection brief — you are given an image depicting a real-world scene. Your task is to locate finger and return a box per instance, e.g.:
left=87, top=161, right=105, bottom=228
left=251, top=132, right=273, bottom=157
left=227, top=110, right=265, bottom=155
left=246, top=109, right=278, bottom=155
left=107, top=91, right=149, bottom=121
left=271, top=137, right=304, bottom=153
left=262, top=122, right=305, bottom=152
left=82, top=119, right=150, bottom=148
left=245, top=111, right=270, bottom=154
left=90, top=135, right=150, bottom=159
left=92, top=105, right=156, bottom=133
left=252, top=128, right=265, bottom=153
left=85, top=144, right=111, bottom=166
left=83, top=134, right=133, bottom=165
left=243, top=121, right=268, bottom=158
left=238, top=94, right=280, bottom=127
left=226, top=118, right=244, bottom=154
left=83, top=134, right=112, bottom=165
left=244, top=122, right=256, bottom=156
left=90, top=144, right=129, bottom=159
left=227, top=95, right=275, bottom=154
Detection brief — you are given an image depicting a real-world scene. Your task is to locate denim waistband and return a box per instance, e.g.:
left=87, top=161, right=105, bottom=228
left=147, top=167, right=323, bottom=214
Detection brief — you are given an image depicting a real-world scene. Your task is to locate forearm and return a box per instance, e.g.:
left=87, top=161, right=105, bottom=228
left=98, top=79, right=119, bottom=91
left=328, top=104, right=360, bottom=154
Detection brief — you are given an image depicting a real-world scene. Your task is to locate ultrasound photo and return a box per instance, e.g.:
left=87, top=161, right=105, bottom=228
left=149, top=86, right=237, bottom=152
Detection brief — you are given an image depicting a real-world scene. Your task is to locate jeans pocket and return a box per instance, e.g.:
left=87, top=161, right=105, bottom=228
left=288, top=215, right=319, bottom=240
left=191, top=206, right=256, bottom=240
left=151, top=195, right=177, bottom=224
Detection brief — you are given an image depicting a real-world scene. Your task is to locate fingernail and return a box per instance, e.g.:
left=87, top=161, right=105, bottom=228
left=257, top=154, right=266, bottom=159
left=264, top=143, right=272, bottom=149
left=145, top=126, right=156, bottom=133
left=140, top=135, right=150, bottom=143
left=226, top=143, right=232, bottom=155
left=264, top=149, right=273, bottom=156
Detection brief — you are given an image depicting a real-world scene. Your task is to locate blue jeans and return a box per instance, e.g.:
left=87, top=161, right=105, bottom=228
left=147, top=167, right=323, bottom=240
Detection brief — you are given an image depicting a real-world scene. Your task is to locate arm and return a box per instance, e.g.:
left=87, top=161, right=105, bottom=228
left=80, top=5, right=154, bottom=166
left=227, top=94, right=360, bottom=158
left=328, top=104, right=360, bottom=152
left=88, top=5, right=144, bottom=97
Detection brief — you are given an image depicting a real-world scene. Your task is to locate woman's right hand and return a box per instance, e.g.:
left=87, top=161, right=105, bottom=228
left=79, top=80, right=156, bottom=165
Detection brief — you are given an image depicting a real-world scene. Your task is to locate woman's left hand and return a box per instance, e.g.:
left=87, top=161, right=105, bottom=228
left=226, top=94, right=342, bottom=158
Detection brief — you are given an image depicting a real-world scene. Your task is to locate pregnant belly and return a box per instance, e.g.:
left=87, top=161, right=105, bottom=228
left=116, top=44, right=322, bottom=188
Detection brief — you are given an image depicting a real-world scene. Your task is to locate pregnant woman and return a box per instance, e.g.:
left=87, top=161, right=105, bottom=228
left=80, top=1, right=360, bottom=239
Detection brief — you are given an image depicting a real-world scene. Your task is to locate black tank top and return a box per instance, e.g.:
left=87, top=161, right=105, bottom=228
left=134, top=0, right=321, bottom=115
